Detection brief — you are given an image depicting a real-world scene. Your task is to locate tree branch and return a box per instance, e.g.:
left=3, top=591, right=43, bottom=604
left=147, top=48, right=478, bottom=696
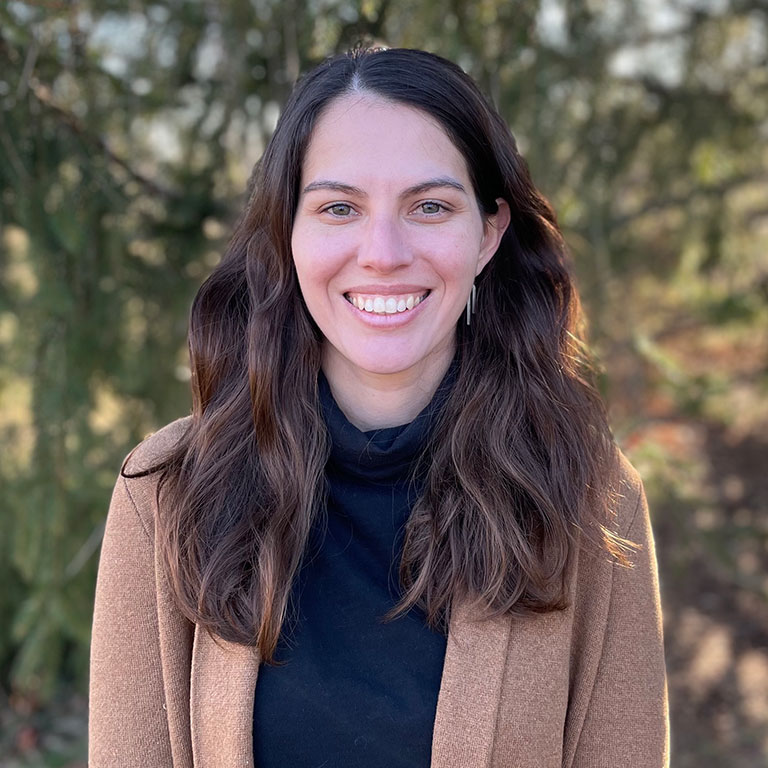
left=28, top=78, right=179, bottom=201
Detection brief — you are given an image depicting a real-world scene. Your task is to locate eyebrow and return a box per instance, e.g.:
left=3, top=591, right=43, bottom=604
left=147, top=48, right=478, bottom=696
left=301, top=176, right=467, bottom=198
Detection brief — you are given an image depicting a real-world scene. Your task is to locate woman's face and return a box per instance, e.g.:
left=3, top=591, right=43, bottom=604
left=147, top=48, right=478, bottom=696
left=291, top=94, right=509, bottom=383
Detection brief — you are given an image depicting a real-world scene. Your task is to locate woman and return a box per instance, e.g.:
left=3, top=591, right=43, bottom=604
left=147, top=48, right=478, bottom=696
left=89, top=47, right=669, bottom=767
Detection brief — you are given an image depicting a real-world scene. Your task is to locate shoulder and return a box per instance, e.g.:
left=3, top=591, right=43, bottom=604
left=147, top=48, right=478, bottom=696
left=572, top=448, right=648, bottom=572
left=610, top=448, right=648, bottom=539
left=610, top=448, right=645, bottom=534
left=577, top=447, right=647, bottom=550
left=115, top=415, right=192, bottom=536
left=570, top=447, right=656, bottom=611
left=122, top=415, right=192, bottom=474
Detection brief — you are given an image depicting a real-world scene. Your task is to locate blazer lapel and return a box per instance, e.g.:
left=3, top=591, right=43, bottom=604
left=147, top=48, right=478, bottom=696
left=431, top=601, right=512, bottom=768
left=190, top=625, right=260, bottom=767
left=188, top=603, right=513, bottom=768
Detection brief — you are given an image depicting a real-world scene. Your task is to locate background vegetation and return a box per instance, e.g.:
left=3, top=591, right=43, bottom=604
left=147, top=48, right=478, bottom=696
left=1, top=0, right=766, bottom=765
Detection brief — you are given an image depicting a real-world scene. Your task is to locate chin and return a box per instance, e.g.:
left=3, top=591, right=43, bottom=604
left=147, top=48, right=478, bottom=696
left=334, top=337, right=452, bottom=380
left=352, top=355, right=422, bottom=377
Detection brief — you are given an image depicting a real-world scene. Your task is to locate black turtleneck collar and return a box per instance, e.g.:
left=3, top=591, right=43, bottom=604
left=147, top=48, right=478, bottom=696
left=318, top=359, right=458, bottom=484
left=254, top=363, right=455, bottom=768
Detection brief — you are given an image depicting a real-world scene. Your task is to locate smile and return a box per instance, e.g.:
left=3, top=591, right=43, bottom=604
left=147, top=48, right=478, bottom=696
left=344, top=291, right=430, bottom=315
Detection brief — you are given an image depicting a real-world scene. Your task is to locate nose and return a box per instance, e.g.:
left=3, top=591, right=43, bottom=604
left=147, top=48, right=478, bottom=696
left=356, top=214, right=413, bottom=272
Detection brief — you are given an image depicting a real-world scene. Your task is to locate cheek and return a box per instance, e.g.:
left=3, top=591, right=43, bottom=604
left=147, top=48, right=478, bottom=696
left=418, top=228, right=482, bottom=279
left=291, top=227, right=345, bottom=307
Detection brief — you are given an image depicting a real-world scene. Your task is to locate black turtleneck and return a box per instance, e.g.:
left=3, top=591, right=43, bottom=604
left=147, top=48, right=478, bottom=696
left=252, top=368, right=453, bottom=767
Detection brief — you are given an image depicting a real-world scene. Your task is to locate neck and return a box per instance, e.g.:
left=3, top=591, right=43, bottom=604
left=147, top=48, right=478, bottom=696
left=321, top=344, right=455, bottom=431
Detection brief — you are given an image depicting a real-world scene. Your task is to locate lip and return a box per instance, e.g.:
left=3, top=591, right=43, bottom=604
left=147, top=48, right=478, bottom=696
left=343, top=283, right=431, bottom=295
left=341, top=290, right=431, bottom=327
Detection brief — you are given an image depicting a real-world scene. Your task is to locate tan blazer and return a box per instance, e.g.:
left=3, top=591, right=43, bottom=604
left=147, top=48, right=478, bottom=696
left=89, top=417, right=669, bottom=767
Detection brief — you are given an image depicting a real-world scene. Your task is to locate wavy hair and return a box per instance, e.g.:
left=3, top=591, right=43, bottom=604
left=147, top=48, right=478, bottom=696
left=126, top=47, right=631, bottom=661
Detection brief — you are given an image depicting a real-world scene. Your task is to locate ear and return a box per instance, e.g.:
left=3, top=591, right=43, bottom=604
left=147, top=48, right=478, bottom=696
left=476, top=198, right=511, bottom=276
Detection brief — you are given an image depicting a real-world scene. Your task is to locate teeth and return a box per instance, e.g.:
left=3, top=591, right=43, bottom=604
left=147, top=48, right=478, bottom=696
left=345, top=291, right=428, bottom=314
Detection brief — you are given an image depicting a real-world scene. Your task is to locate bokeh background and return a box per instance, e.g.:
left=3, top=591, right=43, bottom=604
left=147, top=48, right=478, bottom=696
left=1, top=0, right=767, bottom=765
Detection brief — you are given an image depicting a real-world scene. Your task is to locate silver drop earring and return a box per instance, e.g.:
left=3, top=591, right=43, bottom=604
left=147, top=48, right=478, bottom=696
left=465, top=282, right=477, bottom=326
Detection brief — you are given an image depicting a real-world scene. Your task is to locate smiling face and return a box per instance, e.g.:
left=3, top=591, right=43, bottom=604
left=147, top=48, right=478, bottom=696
left=291, top=94, right=509, bottom=388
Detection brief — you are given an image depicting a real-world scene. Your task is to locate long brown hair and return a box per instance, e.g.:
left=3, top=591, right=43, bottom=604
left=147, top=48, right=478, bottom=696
left=126, top=47, right=632, bottom=661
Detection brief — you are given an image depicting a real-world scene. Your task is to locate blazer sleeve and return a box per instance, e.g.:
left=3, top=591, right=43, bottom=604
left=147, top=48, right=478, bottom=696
left=88, top=473, right=174, bottom=767
left=570, top=482, right=670, bottom=768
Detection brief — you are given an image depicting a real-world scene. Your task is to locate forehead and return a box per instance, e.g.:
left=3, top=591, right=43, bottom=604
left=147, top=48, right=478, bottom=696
left=301, top=94, right=471, bottom=188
